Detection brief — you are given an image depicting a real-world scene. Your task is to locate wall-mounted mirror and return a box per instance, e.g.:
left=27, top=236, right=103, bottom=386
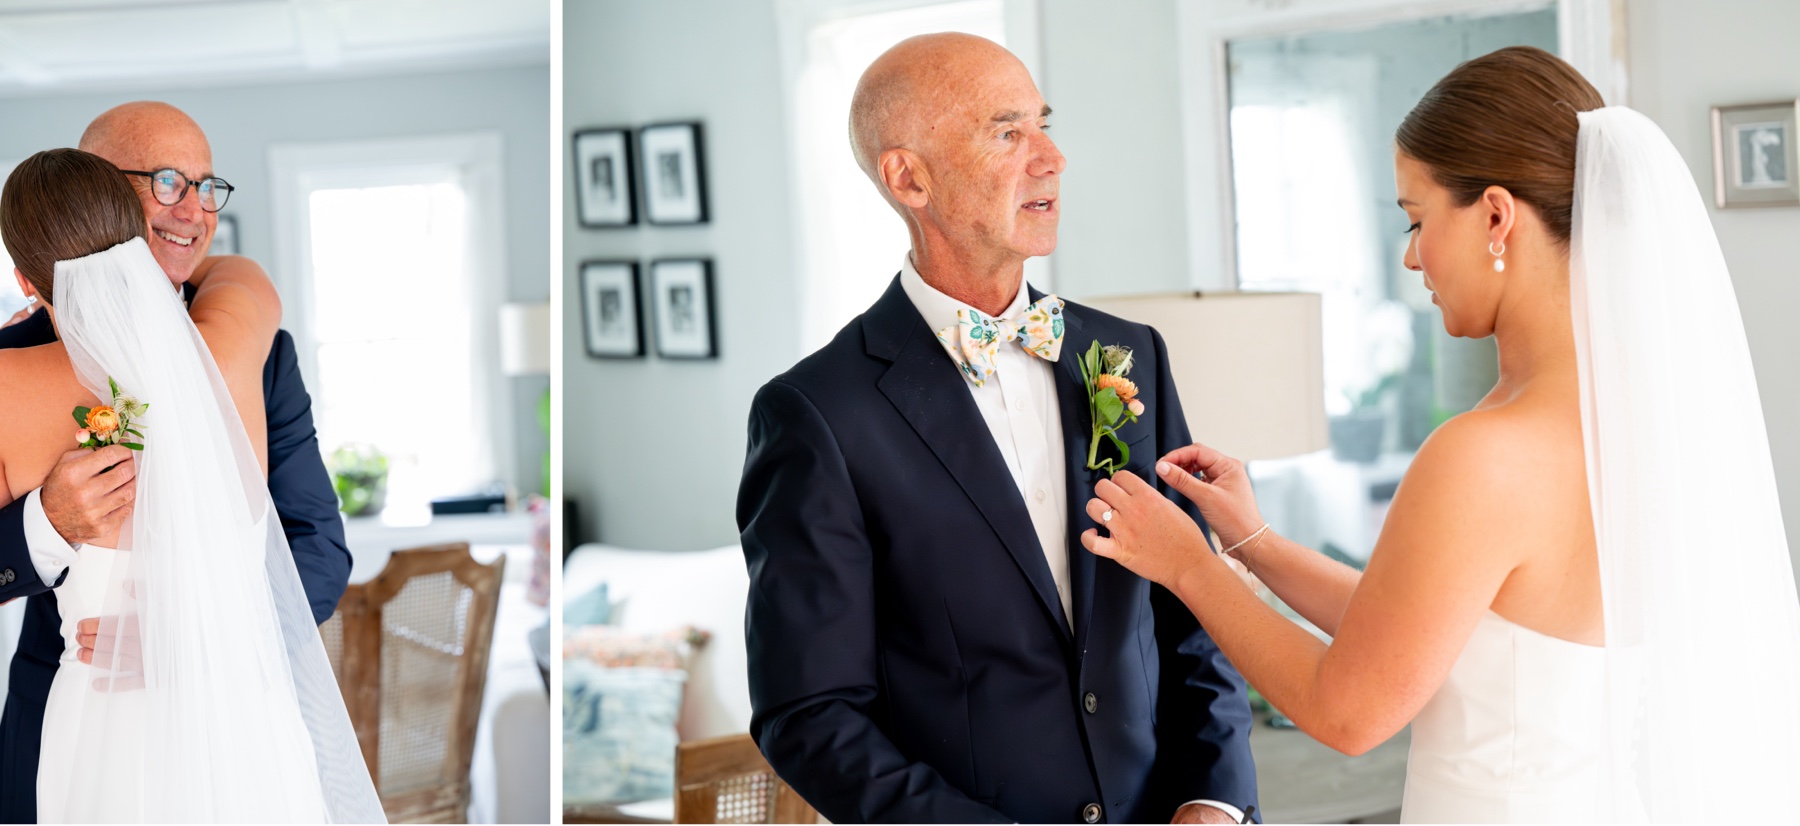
left=1225, top=5, right=1559, bottom=564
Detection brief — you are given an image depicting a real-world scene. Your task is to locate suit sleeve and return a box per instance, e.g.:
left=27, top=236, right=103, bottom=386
left=0, top=497, right=58, bottom=603
left=1143, top=327, right=1262, bottom=820
left=737, top=380, right=1010, bottom=825
left=262, top=330, right=353, bottom=625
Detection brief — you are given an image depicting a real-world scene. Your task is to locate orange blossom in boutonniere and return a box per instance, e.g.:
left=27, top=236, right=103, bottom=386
left=1081, top=342, right=1145, bottom=474
left=74, top=377, right=148, bottom=451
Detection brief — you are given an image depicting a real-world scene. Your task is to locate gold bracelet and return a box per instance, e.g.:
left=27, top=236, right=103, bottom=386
left=1221, top=523, right=1271, bottom=567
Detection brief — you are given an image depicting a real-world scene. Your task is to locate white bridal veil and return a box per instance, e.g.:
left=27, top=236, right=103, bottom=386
left=1573, top=107, right=1800, bottom=821
left=49, top=236, right=385, bottom=822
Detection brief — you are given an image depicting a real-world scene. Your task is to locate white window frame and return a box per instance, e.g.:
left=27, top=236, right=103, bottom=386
left=266, top=132, right=512, bottom=499
left=1175, top=0, right=1627, bottom=291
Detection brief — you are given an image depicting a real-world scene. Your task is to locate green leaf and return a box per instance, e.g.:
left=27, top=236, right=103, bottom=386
left=120, top=442, right=145, bottom=450
left=1107, top=430, right=1131, bottom=466
left=139, top=403, right=149, bottom=415
left=125, top=428, right=144, bottom=437
left=73, top=406, right=91, bottom=427
left=1095, top=388, right=1123, bottom=426
left=108, top=376, right=120, bottom=398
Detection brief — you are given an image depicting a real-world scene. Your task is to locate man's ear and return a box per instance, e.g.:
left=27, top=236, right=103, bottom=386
left=880, top=148, right=930, bottom=210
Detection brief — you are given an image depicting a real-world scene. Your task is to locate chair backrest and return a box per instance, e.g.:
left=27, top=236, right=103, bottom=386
left=673, top=734, right=817, bottom=824
left=322, top=543, right=506, bottom=823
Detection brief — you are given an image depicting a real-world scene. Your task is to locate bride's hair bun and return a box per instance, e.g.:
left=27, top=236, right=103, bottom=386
left=0, top=148, right=146, bottom=306
left=1396, top=45, right=1604, bottom=246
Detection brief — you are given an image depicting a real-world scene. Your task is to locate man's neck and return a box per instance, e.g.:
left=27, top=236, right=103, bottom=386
left=909, top=246, right=1025, bottom=318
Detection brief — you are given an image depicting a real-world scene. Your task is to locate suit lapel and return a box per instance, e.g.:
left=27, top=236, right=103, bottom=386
left=867, top=279, right=1073, bottom=642
left=1047, top=298, right=1103, bottom=656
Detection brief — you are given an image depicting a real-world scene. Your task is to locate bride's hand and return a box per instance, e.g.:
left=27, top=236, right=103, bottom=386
left=1081, top=471, right=1215, bottom=591
left=1154, top=442, right=1267, bottom=558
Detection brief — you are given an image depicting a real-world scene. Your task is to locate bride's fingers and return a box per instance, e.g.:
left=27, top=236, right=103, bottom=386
left=1080, top=528, right=1118, bottom=559
left=1156, top=460, right=1218, bottom=505
left=1094, top=477, right=1128, bottom=506
left=1085, top=497, right=1112, bottom=525
left=1161, top=442, right=1237, bottom=481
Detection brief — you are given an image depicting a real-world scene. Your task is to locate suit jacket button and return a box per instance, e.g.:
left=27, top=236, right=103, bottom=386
left=1084, top=692, right=1098, bottom=714
left=1083, top=803, right=1103, bottom=823
left=1, top=569, right=13, bottom=584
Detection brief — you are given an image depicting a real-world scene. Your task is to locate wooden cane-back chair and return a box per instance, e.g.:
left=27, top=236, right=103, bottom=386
left=322, top=543, right=506, bottom=823
left=674, top=734, right=818, bottom=824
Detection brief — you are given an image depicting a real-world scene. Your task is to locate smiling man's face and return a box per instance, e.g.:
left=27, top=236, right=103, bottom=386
left=80, top=103, right=216, bottom=285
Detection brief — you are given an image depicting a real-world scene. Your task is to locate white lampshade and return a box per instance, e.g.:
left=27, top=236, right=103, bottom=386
left=499, top=302, right=550, bottom=376
left=1085, top=291, right=1328, bottom=462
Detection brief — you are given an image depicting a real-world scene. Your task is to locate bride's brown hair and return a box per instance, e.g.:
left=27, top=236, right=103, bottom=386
left=1395, top=45, right=1605, bottom=245
left=0, top=148, right=146, bottom=306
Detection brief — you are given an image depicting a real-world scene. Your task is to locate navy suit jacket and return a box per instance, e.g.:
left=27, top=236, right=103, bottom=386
left=0, top=297, right=351, bottom=823
left=737, top=277, right=1258, bottom=824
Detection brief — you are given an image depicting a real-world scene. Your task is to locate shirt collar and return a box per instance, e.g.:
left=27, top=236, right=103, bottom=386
left=898, top=252, right=1031, bottom=333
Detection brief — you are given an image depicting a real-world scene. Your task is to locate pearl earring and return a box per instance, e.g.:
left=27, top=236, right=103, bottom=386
left=1489, top=241, right=1506, bottom=273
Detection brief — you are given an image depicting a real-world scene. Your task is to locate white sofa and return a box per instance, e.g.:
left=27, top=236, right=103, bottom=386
left=563, top=543, right=752, bottom=742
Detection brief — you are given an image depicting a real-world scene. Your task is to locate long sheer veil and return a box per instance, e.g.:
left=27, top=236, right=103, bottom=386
left=1572, top=106, right=1800, bottom=821
left=50, top=236, right=385, bottom=822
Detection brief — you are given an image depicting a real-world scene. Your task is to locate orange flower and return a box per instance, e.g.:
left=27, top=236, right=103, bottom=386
left=1094, top=374, right=1139, bottom=405
left=86, top=405, right=120, bottom=436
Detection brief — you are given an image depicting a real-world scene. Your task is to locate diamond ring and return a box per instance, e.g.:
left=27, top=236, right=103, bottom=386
left=1102, top=510, right=1114, bottom=523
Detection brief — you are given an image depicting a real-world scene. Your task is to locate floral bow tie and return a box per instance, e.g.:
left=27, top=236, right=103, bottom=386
left=934, top=296, right=1066, bottom=387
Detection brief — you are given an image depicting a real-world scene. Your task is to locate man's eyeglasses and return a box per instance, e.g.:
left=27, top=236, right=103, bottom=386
left=120, top=169, right=234, bottom=213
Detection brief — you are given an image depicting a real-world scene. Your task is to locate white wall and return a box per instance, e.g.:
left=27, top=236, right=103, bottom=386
left=1627, top=0, right=1800, bottom=567
left=0, top=65, right=552, bottom=498
left=563, top=0, right=801, bottom=549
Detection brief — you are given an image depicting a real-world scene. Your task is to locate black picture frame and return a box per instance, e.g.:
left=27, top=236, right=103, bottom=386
left=638, top=121, right=709, bottom=225
left=212, top=213, right=240, bottom=255
left=649, top=258, right=717, bottom=359
left=573, top=127, right=637, bottom=227
left=579, top=260, right=645, bottom=359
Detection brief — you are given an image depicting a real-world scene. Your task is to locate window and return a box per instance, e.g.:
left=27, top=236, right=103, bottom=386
left=0, top=159, right=25, bottom=319
left=269, top=134, right=507, bottom=519
left=785, top=0, right=1044, bottom=352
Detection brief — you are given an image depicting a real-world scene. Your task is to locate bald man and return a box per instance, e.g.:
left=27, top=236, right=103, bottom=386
left=737, top=35, right=1258, bottom=824
left=0, top=102, right=351, bottom=822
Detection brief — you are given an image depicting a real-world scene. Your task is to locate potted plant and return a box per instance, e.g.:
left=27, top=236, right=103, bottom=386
left=329, top=443, right=389, bottom=517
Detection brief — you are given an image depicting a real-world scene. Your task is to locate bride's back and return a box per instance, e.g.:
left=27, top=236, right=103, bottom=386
left=0, top=148, right=271, bottom=544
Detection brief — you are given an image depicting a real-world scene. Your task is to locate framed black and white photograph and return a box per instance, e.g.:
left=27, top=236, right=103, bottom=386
left=212, top=214, right=239, bottom=255
left=1712, top=100, right=1800, bottom=208
left=580, top=260, right=645, bottom=358
left=649, top=258, right=716, bottom=359
left=638, top=122, right=708, bottom=225
left=573, top=128, right=636, bottom=227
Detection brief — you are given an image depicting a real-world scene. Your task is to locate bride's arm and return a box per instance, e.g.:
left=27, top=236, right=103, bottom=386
left=188, top=255, right=281, bottom=380
left=1231, top=531, right=1363, bottom=636
left=1085, top=412, right=1526, bottom=755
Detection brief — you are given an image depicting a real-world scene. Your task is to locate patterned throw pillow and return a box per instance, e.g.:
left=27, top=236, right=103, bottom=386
left=561, top=626, right=710, bottom=805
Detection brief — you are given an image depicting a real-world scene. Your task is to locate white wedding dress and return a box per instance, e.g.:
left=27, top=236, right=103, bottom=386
left=31, top=236, right=384, bottom=823
left=1401, top=611, right=1619, bottom=823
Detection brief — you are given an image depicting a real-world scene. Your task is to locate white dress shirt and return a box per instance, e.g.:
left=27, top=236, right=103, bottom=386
left=901, top=256, right=1071, bottom=630
left=23, top=489, right=78, bottom=588
left=900, top=256, right=1246, bottom=824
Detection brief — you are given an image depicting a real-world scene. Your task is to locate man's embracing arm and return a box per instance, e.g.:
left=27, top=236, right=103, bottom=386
left=262, top=330, right=352, bottom=624
left=737, top=379, right=1009, bottom=825
left=1144, top=327, right=1261, bottom=821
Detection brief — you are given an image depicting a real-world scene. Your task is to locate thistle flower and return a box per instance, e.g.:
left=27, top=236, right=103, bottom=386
left=115, top=396, right=147, bottom=418
left=1102, top=345, right=1134, bottom=376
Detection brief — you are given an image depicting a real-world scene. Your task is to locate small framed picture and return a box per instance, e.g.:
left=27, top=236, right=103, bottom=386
left=649, top=258, right=716, bottom=359
left=1712, top=100, right=1800, bottom=208
left=212, top=214, right=240, bottom=255
left=638, top=122, right=708, bottom=225
left=573, top=128, right=636, bottom=227
left=580, top=260, right=644, bottom=359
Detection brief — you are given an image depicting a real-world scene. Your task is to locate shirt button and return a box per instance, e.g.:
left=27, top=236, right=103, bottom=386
left=1034, top=489, right=1047, bottom=503
left=1084, top=692, right=1098, bottom=714
left=1083, top=803, right=1103, bottom=823
left=1014, top=397, right=1026, bottom=411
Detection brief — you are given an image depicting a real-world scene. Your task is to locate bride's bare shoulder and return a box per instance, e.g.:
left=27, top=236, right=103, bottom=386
left=1404, top=398, right=1582, bottom=504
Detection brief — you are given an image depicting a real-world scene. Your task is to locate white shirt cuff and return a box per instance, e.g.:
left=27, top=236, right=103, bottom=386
left=23, top=489, right=78, bottom=588
left=1183, top=799, right=1246, bottom=823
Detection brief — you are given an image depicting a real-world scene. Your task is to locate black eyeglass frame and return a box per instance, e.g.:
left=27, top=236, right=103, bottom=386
left=119, top=168, right=235, bottom=213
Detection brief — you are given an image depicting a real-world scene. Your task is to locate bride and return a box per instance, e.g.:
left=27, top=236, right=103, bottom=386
left=0, top=148, right=384, bottom=822
left=1083, top=46, right=1800, bottom=822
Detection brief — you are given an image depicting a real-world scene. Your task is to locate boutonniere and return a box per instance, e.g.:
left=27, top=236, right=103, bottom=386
left=74, top=377, right=148, bottom=451
left=1079, top=341, right=1144, bottom=474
